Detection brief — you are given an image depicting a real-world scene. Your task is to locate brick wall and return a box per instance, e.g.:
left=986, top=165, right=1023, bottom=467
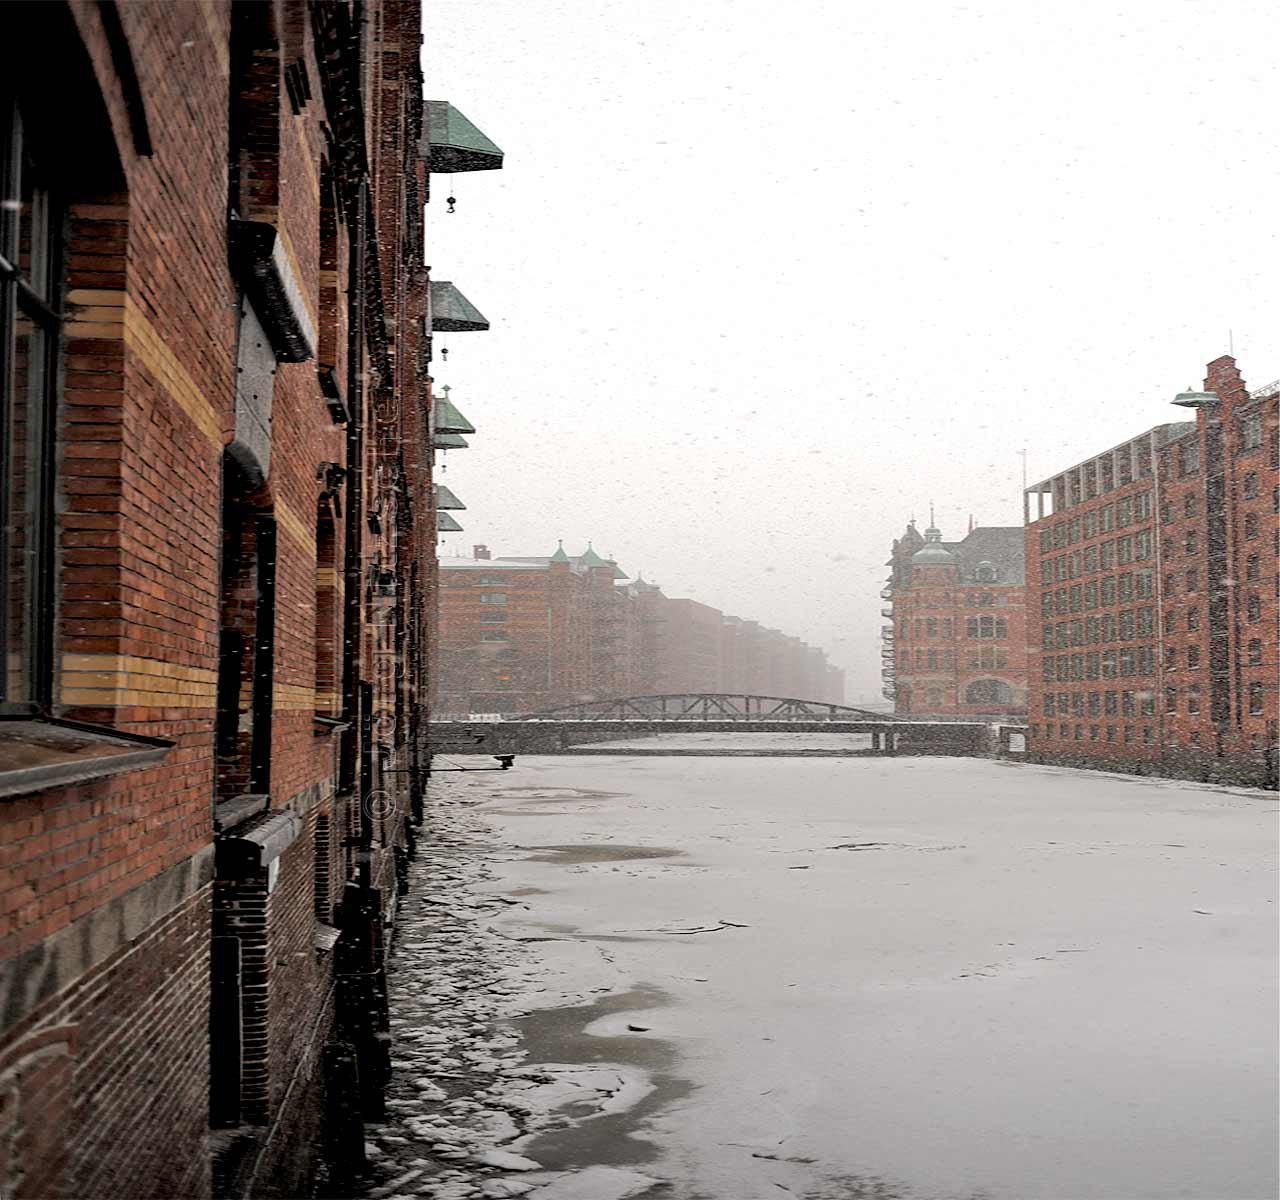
left=1023, top=357, right=1277, bottom=785
left=436, top=554, right=843, bottom=714
left=887, top=526, right=1028, bottom=718
left=2, top=1, right=440, bottom=1196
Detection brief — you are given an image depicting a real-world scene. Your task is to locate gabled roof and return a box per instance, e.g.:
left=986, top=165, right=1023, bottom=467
left=941, top=527, right=1025, bottom=585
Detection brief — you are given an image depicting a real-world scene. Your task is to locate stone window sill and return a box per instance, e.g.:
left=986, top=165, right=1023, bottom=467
left=0, top=716, right=173, bottom=799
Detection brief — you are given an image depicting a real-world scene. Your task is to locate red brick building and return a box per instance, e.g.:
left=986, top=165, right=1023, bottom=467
left=0, top=3, right=502, bottom=1196
left=882, top=522, right=1028, bottom=717
left=1023, top=356, right=1277, bottom=785
left=436, top=545, right=844, bottom=714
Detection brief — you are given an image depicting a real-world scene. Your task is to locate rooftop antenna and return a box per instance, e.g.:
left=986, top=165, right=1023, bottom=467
left=1229, top=328, right=1234, bottom=356
left=1020, top=447, right=1028, bottom=491
left=929, top=501, right=935, bottom=527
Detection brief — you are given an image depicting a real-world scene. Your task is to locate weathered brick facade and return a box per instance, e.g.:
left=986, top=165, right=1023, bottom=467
left=436, top=546, right=845, bottom=715
left=882, top=522, right=1028, bottom=717
left=1, top=2, right=496, bottom=1195
left=1024, top=357, right=1278, bottom=785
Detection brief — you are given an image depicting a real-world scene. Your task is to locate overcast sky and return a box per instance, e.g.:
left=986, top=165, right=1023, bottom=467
left=421, top=0, right=1279, bottom=700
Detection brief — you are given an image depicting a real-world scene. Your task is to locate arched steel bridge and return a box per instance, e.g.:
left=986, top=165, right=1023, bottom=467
left=515, top=694, right=895, bottom=722
left=428, top=693, right=1028, bottom=759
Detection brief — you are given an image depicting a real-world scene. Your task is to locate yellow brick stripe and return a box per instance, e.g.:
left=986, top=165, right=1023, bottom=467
left=65, top=289, right=125, bottom=340
left=62, top=654, right=218, bottom=709
left=122, top=295, right=224, bottom=446
left=276, top=498, right=316, bottom=553
left=274, top=682, right=317, bottom=712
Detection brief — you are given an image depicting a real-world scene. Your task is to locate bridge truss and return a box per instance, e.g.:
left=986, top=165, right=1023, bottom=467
left=515, top=694, right=896, bottom=723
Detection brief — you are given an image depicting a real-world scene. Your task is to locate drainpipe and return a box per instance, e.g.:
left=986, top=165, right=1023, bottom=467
left=1151, top=431, right=1167, bottom=768
left=340, top=184, right=369, bottom=890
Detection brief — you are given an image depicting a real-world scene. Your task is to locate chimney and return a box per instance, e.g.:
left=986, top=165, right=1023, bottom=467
left=473, top=544, right=491, bottom=560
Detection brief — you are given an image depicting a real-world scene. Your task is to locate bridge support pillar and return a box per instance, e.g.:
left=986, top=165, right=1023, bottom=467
left=885, top=729, right=897, bottom=755
left=870, top=729, right=882, bottom=752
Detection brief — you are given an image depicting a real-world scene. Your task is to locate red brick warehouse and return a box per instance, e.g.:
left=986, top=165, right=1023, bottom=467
left=882, top=519, right=1028, bottom=718
left=435, top=544, right=844, bottom=715
left=0, top=2, right=504, bottom=1196
left=1023, top=357, right=1277, bottom=785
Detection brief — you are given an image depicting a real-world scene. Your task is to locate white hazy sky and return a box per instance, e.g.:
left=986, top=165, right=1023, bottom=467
left=421, top=0, right=1279, bottom=699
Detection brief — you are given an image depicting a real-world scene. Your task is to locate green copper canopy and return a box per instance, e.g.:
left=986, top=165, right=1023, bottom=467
left=434, top=484, right=466, bottom=510
left=579, top=544, right=606, bottom=568
left=425, top=102, right=504, bottom=174
left=1172, top=388, right=1221, bottom=408
left=431, top=282, right=489, bottom=332
left=550, top=541, right=570, bottom=563
left=433, top=432, right=469, bottom=450
left=434, top=393, right=475, bottom=435
left=436, top=511, right=464, bottom=532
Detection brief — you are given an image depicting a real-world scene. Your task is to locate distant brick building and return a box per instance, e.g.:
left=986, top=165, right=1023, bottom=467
left=0, top=3, right=502, bottom=1196
left=882, top=522, right=1028, bottom=717
left=1024, top=357, right=1278, bottom=785
left=436, top=545, right=844, bottom=714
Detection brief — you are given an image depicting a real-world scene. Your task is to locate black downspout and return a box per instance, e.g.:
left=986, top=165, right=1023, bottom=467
left=340, top=184, right=368, bottom=889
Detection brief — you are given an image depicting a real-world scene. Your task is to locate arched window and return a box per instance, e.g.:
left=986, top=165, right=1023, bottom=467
left=975, top=561, right=998, bottom=583
left=965, top=678, right=1013, bottom=705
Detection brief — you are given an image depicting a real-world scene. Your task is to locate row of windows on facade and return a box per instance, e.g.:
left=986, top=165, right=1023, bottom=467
left=1042, top=528, right=1157, bottom=576
left=1043, top=415, right=1267, bottom=511
left=901, top=648, right=1010, bottom=670
left=1030, top=723, right=1273, bottom=750
left=900, top=616, right=1009, bottom=640
left=1039, top=574, right=1269, bottom=618
left=1044, top=631, right=1264, bottom=670
left=1042, top=608, right=1157, bottom=646
left=1041, top=647, right=1158, bottom=681
left=917, top=680, right=1016, bottom=706
left=1159, top=533, right=1275, bottom=568
left=1043, top=611, right=1268, bottom=652
left=1041, top=515, right=1270, bottom=582
left=897, top=591, right=1011, bottom=608
left=1037, top=466, right=1271, bottom=554
left=1041, top=683, right=1268, bottom=718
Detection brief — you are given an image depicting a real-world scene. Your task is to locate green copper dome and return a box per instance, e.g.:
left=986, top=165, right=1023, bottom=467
left=911, top=526, right=957, bottom=565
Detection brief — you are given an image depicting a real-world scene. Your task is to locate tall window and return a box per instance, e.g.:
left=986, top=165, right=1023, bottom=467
left=215, top=457, right=276, bottom=808
left=1, top=96, right=59, bottom=711
left=314, top=496, right=339, bottom=717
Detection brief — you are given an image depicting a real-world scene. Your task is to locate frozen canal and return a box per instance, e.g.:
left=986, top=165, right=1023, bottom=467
left=372, top=749, right=1277, bottom=1200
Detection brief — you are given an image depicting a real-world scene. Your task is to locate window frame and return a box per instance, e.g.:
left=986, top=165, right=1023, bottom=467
left=0, top=92, right=174, bottom=796
left=1, top=95, right=61, bottom=715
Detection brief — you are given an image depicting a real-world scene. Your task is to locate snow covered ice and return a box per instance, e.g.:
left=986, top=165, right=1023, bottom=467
left=360, top=745, right=1278, bottom=1200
